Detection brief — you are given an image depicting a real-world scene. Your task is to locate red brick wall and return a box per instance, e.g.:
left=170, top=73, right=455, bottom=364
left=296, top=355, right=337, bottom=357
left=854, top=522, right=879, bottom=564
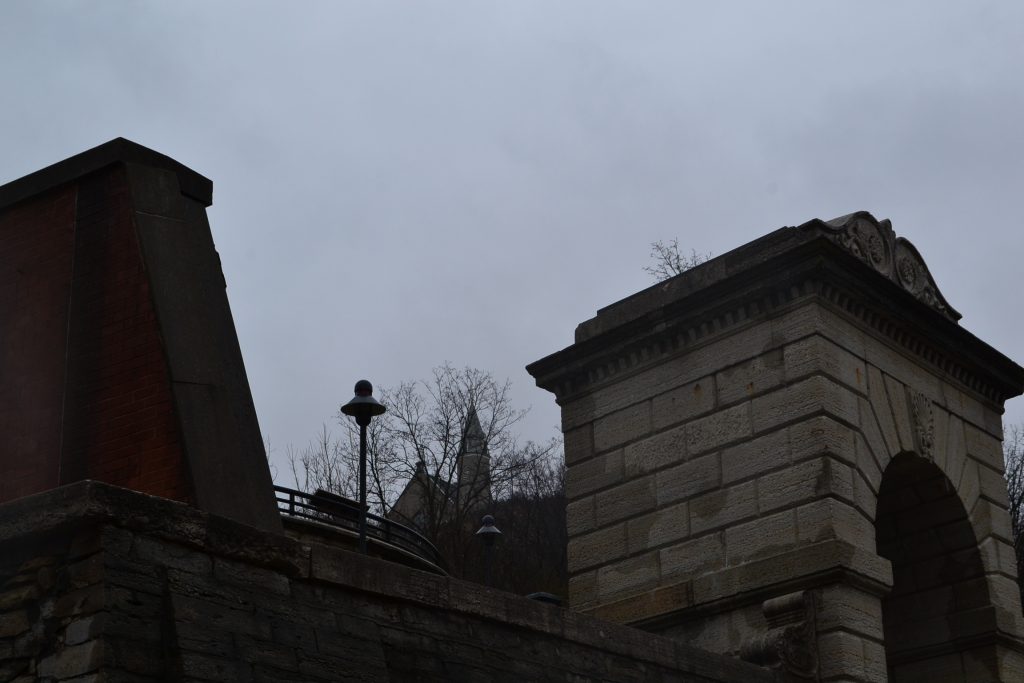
left=0, top=165, right=192, bottom=504
left=0, top=185, right=76, bottom=501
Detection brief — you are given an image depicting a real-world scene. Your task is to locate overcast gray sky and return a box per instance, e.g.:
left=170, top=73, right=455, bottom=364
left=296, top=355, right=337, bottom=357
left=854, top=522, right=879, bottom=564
left=3, top=2, right=1022, bottom=480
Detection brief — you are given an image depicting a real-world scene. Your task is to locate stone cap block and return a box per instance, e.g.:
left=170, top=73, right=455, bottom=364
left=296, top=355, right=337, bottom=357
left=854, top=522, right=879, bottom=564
left=0, top=137, right=212, bottom=210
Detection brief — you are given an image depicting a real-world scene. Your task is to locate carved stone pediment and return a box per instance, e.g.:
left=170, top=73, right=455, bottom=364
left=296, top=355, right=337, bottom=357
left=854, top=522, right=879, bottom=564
left=805, top=211, right=961, bottom=322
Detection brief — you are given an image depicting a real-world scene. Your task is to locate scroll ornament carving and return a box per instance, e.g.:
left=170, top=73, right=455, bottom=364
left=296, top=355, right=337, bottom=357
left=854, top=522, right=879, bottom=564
left=740, top=591, right=817, bottom=680
left=909, top=389, right=935, bottom=461
left=811, top=212, right=961, bottom=322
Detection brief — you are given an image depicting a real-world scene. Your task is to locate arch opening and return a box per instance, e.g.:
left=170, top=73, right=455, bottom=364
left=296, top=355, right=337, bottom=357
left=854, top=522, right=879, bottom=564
left=875, top=453, right=998, bottom=680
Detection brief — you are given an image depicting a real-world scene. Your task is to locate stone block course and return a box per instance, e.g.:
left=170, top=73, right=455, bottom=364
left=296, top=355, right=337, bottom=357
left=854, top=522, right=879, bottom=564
left=566, top=495, right=595, bottom=537
left=814, top=584, right=885, bottom=641
left=720, top=426, right=789, bottom=485
left=651, top=375, right=716, bottom=431
left=977, top=536, right=1020, bottom=580
left=563, top=423, right=593, bottom=466
left=715, top=349, right=784, bottom=405
left=596, top=552, right=660, bottom=603
left=623, top=423, right=687, bottom=477
left=965, top=422, right=1005, bottom=473
left=565, top=448, right=623, bottom=501
left=723, top=509, right=796, bottom=565
left=750, top=375, right=859, bottom=435
left=593, top=401, right=651, bottom=454
left=689, top=481, right=757, bottom=536
left=817, top=630, right=879, bottom=682
left=569, top=524, right=627, bottom=572
left=784, top=334, right=867, bottom=396
left=773, top=303, right=871, bottom=359
left=796, top=498, right=874, bottom=549
left=862, top=334, right=944, bottom=406
left=594, top=475, right=657, bottom=527
left=568, top=570, right=598, bottom=607
left=977, top=460, right=1012, bottom=506
left=789, top=414, right=859, bottom=465
left=969, top=498, right=1015, bottom=546
left=756, top=456, right=854, bottom=514
left=559, top=351, right=719, bottom=432
left=655, top=452, right=721, bottom=507
left=626, top=501, right=689, bottom=554
left=686, top=403, right=751, bottom=456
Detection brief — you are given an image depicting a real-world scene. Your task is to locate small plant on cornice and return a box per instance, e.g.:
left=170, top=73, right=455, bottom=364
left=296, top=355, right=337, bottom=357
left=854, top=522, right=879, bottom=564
left=644, top=238, right=712, bottom=282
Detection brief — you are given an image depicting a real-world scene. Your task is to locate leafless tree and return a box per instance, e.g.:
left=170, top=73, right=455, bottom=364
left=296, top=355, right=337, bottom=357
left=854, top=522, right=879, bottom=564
left=288, top=364, right=563, bottom=581
left=644, top=238, right=711, bottom=282
left=287, top=423, right=358, bottom=499
left=1004, top=424, right=1024, bottom=596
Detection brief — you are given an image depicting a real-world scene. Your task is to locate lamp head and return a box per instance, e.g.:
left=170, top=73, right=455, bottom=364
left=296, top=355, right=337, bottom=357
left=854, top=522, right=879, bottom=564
left=341, top=379, right=387, bottom=426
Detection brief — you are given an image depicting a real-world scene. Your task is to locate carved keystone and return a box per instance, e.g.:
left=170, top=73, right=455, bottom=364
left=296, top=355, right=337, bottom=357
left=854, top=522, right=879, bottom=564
left=907, top=388, right=935, bottom=461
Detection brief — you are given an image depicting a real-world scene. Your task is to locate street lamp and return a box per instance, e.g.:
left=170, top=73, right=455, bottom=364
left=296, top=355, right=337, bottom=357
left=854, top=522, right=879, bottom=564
left=341, top=379, right=386, bottom=554
left=475, top=514, right=502, bottom=587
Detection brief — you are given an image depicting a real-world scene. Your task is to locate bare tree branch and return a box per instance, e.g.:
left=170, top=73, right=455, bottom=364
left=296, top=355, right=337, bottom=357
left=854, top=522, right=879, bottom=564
left=644, top=238, right=711, bottom=282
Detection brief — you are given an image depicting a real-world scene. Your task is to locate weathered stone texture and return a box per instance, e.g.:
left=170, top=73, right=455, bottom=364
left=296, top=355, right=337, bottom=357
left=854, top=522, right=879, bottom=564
left=529, top=213, right=1024, bottom=681
left=0, top=482, right=771, bottom=682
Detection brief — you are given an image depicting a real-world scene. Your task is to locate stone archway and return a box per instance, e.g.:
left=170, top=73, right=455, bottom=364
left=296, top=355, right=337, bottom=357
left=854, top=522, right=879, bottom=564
left=876, top=452, right=998, bottom=681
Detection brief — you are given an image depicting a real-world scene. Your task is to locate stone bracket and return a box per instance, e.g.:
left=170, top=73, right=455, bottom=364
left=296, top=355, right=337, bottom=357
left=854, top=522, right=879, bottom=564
left=740, top=591, right=817, bottom=681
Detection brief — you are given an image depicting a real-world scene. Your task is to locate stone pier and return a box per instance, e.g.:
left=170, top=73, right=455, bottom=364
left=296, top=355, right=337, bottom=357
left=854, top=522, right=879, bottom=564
left=529, top=213, right=1024, bottom=681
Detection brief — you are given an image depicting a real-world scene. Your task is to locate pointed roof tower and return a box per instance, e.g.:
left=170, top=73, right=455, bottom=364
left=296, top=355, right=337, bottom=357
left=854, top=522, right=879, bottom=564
left=458, top=405, right=491, bottom=508
left=461, top=405, right=489, bottom=459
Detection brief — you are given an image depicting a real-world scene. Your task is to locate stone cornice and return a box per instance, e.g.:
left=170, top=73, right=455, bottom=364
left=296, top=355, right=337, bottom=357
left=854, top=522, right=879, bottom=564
left=527, top=214, right=1023, bottom=407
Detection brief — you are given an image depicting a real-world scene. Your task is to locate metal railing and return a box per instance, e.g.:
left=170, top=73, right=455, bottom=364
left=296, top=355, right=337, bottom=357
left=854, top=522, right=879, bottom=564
left=273, top=485, right=445, bottom=571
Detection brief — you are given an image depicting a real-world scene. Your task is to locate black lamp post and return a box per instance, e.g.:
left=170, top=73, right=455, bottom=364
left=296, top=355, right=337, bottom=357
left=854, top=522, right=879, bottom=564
left=475, top=514, right=502, bottom=587
left=341, top=379, right=386, bottom=554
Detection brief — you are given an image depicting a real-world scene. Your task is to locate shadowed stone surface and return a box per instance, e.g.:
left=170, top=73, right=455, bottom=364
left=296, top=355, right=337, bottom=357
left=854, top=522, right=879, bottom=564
left=0, top=481, right=774, bottom=682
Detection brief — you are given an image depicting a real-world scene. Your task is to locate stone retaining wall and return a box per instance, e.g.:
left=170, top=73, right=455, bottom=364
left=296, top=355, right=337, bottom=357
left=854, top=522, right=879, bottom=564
left=0, top=481, right=774, bottom=682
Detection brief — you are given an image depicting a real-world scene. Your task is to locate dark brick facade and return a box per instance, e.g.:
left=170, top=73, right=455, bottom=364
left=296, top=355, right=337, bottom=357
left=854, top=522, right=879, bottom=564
left=0, top=162, right=187, bottom=504
left=0, top=185, right=77, bottom=501
left=0, top=139, right=280, bottom=531
left=60, top=165, right=189, bottom=500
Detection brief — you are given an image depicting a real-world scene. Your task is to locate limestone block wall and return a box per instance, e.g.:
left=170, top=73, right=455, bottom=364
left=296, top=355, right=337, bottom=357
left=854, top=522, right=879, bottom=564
left=0, top=481, right=774, bottom=682
left=561, top=302, right=1023, bottom=680
left=562, top=303, right=898, bottom=675
left=530, top=215, right=1024, bottom=681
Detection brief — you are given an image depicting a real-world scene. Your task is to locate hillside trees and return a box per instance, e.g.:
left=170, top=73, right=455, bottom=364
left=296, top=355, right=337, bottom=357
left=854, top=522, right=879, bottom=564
left=287, top=363, right=565, bottom=592
left=1004, top=424, right=1024, bottom=599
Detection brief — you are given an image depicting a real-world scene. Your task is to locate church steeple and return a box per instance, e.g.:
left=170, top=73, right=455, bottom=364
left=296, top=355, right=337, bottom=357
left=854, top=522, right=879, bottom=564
left=458, top=406, right=491, bottom=508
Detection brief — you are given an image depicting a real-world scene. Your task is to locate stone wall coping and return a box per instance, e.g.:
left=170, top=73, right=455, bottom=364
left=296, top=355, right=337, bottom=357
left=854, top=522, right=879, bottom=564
left=527, top=213, right=1024, bottom=405
left=0, top=137, right=212, bottom=210
left=0, top=481, right=775, bottom=682
left=0, top=480, right=306, bottom=574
